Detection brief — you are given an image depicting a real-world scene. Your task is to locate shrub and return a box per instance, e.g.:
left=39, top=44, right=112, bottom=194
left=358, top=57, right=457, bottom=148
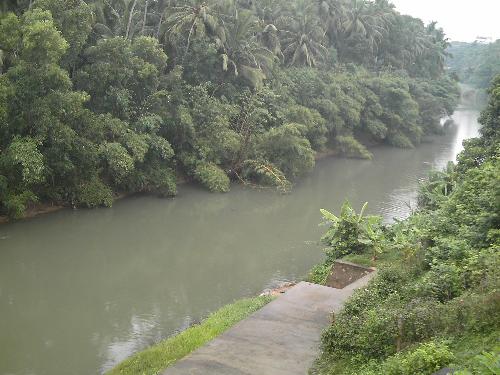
left=259, top=123, right=315, bottom=179
left=455, top=347, right=500, bottom=375
left=240, top=159, right=292, bottom=193
left=75, top=177, right=113, bottom=208
left=442, top=292, right=500, bottom=335
left=335, top=135, right=373, bottom=159
left=320, top=201, right=383, bottom=262
left=400, top=298, right=444, bottom=345
left=307, top=263, right=330, bottom=285
left=126, top=166, right=177, bottom=197
left=361, top=341, right=455, bottom=375
left=387, top=132, right=415, bottom=148
left=194, top=162, right=230, bottom=192
left=3, top=190, right=38, bottom=219
left=285, top=104, right=328, bottom=150
left=149, top=167, right=177, bottom=197
left=418, top=263, right=465, bottom=302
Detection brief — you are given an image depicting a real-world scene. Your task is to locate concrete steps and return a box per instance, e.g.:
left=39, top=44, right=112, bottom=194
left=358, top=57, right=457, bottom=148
left=162, top=271, right=376, bottom=375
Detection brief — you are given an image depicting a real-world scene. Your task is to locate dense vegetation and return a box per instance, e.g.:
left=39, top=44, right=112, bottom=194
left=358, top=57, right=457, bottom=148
left=448, top=40, right=500, bottom=89
left=310, top=75, right=500, bottom=374
left=0, top=0, right=459, bottom=219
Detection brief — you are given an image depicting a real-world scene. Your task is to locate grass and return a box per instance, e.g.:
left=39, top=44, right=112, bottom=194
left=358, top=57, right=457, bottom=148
left=449, top=330, right=500, bottom=371
left=107, top=295, right=274, bottom=375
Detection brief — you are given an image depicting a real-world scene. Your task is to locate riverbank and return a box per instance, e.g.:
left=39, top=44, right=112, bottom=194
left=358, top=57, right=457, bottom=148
left=0, top=147, right=342, bottom=224
left=307, top=87, right=500, bottom=373
left=106, top=295, right=273, bottom=375
left=309, top=209, right=499, bottom=374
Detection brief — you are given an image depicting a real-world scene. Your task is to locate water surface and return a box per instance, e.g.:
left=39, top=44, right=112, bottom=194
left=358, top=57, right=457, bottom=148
left=0, top=108, right=480, bottom=375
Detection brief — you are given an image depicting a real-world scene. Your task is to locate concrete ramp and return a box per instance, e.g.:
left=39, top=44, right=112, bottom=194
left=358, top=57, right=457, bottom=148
left=162, top=272, right=375, bottom=375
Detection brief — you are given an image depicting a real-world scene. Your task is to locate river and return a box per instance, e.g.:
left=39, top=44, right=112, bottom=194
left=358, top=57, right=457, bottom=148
left=0, top=106, right=480, bottom=375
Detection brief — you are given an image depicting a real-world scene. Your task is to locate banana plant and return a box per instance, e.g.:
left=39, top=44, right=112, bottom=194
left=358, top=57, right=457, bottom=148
left=320, top=201, right=384, bottom=262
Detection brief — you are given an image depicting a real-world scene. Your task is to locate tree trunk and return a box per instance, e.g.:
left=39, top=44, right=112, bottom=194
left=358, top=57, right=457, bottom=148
left=141, top=0, right=148, bottom=35
left=126, top=0, right=138, bottom=39
left=156, top=12, right=163, bottom=39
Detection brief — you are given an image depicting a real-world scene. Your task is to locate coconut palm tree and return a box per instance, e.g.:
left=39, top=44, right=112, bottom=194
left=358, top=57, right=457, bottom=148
left=338, top=0, right=393, bottom=56
left=92, top=0, right=144, bottom=39
left=317, top=0, right=347, bottom=46
left=280, top=4, right=328, bottom=67
left=219, top=10, right=276, bottom=87
left=281, top=14, right=328, bottom=67
left=163, top=0, right=232, bottom=57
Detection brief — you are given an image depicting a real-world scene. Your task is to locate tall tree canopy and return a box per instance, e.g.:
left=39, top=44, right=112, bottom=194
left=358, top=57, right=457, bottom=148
left=0, top=0, right=460, bottom=219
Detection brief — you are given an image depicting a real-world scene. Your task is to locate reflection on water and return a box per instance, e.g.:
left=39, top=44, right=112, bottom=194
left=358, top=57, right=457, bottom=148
left=0, top=109, right=480, bottom=375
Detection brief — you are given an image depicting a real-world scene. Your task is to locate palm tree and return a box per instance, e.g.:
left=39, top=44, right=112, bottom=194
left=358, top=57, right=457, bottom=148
left=163, top=0, right=231, bottom=57
left=93, top=0, right=144, bottom=39
left=426, top=21, right=450, bottom=70
left=219, top=10, right=276, bottom=87
left=280, top=3, right=328, bottom=67
left=338, top=0, right=392, bottom=56
left=317, top=0, right=347, bottom=46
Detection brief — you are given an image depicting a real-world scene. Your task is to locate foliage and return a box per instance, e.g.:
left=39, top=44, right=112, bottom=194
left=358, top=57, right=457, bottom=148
left=359, top=341, right=455, bottom=375
left=107, top=295, right=273, bottom=375
left=455, top=347, right=500, bottom=375
left=307, top=262, right=331, bottom=285
left=259, top=123, right=315, bottom=179
left=335, top=135, right=372, bottom=159
left=312, top=76, right=500, bottom=375
left=447, top=40, right=500, bottom=89
left=193, top=162, right=230, bottom=192
left=320, top=201, right=383, bottom=262
left=0, top=0, right=460, bottom=219
left=74, top=176, right=114, bottom=208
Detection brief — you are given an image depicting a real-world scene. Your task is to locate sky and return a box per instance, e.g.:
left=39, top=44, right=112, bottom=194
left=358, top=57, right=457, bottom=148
left=390, top=0, right=500, bottom=42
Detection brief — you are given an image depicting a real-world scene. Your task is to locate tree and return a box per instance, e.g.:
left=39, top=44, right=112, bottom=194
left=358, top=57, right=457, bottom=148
left=33, top=0, right=94, bottom=69
left=92, top=0, right=144, bottom=40
left=320, top=201, right=383, bottom=261
left=219, top=10, right=276, bottom=88
left=280, top=1, right=328, bottom=67
left=259, top=123, right=315, bottom=179
left=163, top=0, right=230, bottom=58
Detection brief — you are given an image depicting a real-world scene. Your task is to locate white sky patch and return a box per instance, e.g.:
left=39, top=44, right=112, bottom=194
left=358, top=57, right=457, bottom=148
left=390, top=0, right=500, bottom=42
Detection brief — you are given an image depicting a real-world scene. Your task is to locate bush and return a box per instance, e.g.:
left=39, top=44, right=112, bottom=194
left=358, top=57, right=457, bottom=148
left=125, top=165, right=177, bottom=197
left=75, top=177, right=113, bottom=208
left=149, top=167, right=177, bottom=197
left=455, top=347, right=500, bottom=375
left=335, top=135, right=373, bottom=159
left=307, top=263, right=330, bottom=285
left=442, top=292, right=500, bottom=335
left=194, top=162, right=230, bottom=192
left=3, top=190, right=38, bottom=219
left=284, top=105, right=328, bottom=150
left=361, top=341, right=455, bottom=375
left=320, top=201, right=383, bottom=262
left=400, top=298, right=444, bottom=344
left=418, top=263, right=465, bottom=302
left=387, top=132, right=415, bottom=148
left=259, top=123, right=315, bottom=179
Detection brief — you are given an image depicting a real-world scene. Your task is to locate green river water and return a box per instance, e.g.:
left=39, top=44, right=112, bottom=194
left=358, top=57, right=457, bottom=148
left=0, top=106, right=480, bottom=375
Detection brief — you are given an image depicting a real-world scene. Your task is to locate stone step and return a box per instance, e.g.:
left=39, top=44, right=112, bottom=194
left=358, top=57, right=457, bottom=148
left=162, top=271, right=376, bottom=375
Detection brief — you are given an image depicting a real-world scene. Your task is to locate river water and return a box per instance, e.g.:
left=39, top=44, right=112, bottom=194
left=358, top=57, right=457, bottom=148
left=0, top=106, right=480, bottom=375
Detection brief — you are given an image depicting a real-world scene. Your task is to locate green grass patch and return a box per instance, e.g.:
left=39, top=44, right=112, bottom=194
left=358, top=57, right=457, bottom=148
left=107, top=295, right=273, bottom=375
